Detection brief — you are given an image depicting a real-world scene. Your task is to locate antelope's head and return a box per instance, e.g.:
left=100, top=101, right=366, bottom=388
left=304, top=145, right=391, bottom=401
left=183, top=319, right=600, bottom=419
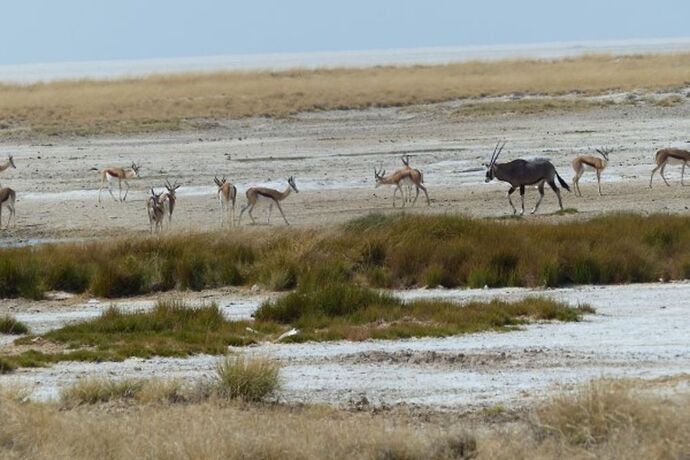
left=8, top=156, right=16, bottom=169
left=164, top=179, right=180, bottom=197
left=374, top=166, right=386, bottom=187
left=287, top=176, right=299, bottom=193
left=149, top=187, right=163, bottom=203
left=484, top=141, right=506, bottom=183
left=595, top=147, right=612, bottom=162
left=131, top=162, right=141, bottom=176
left=214, top=176, right=227, bottom=189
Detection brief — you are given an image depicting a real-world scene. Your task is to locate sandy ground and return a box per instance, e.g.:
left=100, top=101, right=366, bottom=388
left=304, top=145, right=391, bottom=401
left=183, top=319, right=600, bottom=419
left=1, top=282, right=689, bottom=408
left=1, top=90, right=690, bottom=244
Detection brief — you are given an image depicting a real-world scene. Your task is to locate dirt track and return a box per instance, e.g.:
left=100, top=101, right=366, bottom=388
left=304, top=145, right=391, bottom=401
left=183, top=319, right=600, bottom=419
left=1, top=91, right=690, bottom=243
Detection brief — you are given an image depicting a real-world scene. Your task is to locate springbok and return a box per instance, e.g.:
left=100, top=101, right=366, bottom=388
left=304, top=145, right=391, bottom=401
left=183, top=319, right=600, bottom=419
left=572, top=147, right=611, bottom=196
left=238, top=176, right=298, bottom=226
left=649, top=148, right=690, bottom=187
left=0, top=186, right=16, bottom=229
left=146, top=188, right=165, bottom=234
left=484, top=142, right=570, bottom=215
left=96, top=162, right=140, bottom=203
left=0, top=156, right=16, bottom=173
left=374, top=160, right=430, bottom=208
left=214, top=176, right=237, bottom=226
left=160, top=179, right=180, bottom=225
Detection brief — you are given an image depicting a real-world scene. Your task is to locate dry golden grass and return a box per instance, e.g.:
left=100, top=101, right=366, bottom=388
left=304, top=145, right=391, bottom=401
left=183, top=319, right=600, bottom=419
left=0, top=378, right=687, bottom=459
left=455, top=97, right=617, bottom=117
left=2, top=53, right=690, bottom=137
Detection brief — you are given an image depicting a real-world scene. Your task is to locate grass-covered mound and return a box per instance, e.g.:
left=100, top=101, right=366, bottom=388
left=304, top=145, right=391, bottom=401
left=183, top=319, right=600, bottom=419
left=255, top=284, right=593, bottom=342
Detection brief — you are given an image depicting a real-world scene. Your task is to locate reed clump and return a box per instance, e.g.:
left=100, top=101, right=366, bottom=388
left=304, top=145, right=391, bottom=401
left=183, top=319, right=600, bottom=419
left=0, top=213, right=689, bottom=300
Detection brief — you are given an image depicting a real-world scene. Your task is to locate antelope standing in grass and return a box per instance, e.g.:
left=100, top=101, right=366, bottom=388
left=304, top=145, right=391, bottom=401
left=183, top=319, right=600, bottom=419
left=0, top=156, right=16, bottom=173
left=146, top=188, right=165, bottom=234
left=96, top=162, right=140, bottom=203
left=649, top=148, right=690, bottom=187
left=0, top=187, right=16, bottom=229
left=238, top=176, right=298, bottom=226
left=572, top=147, right=611, bottom=196
left=484, top=142, right=570, bottom=215
left=160, top=179, right=180, bottom=225
left=374, top=159, right=430, bottom=208
left=214, top=176, right=237, bottom=226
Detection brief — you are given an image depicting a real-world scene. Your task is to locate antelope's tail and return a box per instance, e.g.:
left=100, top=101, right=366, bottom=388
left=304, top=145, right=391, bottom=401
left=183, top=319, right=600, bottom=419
left=556, top=171, right=571, bottom=192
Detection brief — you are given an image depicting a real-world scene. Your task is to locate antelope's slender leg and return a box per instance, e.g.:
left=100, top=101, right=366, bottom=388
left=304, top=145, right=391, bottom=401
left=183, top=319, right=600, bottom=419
left=519, top=185, right=525, bottom=216
left=532, top=181, right=546, bottom=214
left=418, top=183, right=430, bottom=206
left=231, top=196, right=236, bottom=227
left=507, top=186, right=517, bottom=215
left=276, top=201, right=290, bottom=225
left=682, top=161, right=687, bottom=186
left=268, top=203, right=273, bottom=225
left=649, top=164, right=660, bottom=188
left=596, top=170, right=602, bottom=196
left=412, top=186, right=420, bottom=206
left=247, top=204, right=257, bottom=224
left=572, top=167, right=583, bottom=196
left=659, top=163, right=671, bottom=186
left=98, top=176, right=106, bottom=203
left=392, top=184, right=403, bottom=208
left=122, top=180, right=130, bottom=201
left=107, top=177, right=117, bottom=202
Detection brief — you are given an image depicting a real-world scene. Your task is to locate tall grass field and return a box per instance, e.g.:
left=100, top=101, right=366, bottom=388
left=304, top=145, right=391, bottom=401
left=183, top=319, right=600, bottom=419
left=0, top=213, right=688, bottom=300
left=2, top=53, right=690, bottom=136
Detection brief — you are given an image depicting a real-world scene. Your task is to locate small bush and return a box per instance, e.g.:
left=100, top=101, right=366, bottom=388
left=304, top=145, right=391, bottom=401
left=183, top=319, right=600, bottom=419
left=90, top=259, right=147, bottom=298
left=0, top=256, right=42, bottom=300
left=0, top=357, right=16, bottom=374
left=0, top=315, right=29, bottom=335
left=215, top=355, right=280, bottom=401
left=43, top=259, right=90, bottom=293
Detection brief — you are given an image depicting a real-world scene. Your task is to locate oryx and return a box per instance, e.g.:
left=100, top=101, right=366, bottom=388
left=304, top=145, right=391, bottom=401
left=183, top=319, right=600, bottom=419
left=484, top=142, right=570, bottom=215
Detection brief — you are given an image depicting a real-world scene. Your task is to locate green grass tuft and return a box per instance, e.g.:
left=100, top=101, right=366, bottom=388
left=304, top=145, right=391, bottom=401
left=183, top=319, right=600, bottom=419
left=215, top=355, right=281, bottom=402
left=0, top=356, right=16, bottom=374
left=0, top=315, right=29, bottom=335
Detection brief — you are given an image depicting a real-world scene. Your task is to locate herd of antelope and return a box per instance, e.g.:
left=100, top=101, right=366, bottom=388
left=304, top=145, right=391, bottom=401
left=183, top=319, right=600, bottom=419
left=0, top=144, right=688, bottom=231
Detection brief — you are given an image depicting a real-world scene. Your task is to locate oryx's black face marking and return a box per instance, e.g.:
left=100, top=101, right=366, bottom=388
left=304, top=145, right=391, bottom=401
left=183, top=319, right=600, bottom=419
left=484, top=164, right=494, bottom=183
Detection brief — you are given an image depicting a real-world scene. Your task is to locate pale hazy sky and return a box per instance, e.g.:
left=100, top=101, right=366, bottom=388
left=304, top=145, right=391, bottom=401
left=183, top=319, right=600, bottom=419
left=2, top=0, right=689, bottom=65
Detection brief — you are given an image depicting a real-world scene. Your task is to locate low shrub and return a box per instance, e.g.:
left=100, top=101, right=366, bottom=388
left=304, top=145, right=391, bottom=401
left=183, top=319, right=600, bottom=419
left=215, top=355, right=280, bottom=402
left=0, top=315, right=29, bottom=335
